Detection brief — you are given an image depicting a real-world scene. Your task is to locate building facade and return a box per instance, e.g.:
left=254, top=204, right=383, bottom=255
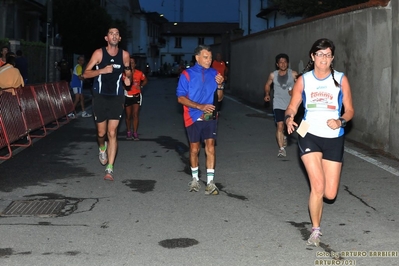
left=239, top=0, right=302, bottom=35
left=160, top=22, right=240, bottom=74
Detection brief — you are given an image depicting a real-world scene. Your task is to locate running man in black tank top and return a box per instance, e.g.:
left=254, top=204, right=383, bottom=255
left=82, top=27, right=132, bottom=181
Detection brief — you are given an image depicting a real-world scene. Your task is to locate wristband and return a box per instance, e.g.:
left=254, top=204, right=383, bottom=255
left=284, top=115, right=292, bottom=123
left=339, top=117, right=347, bottom=127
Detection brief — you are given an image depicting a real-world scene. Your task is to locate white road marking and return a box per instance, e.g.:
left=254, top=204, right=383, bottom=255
left=344, top=147, right=399, bottom=176
left=226, top=95, right=399, bottom=177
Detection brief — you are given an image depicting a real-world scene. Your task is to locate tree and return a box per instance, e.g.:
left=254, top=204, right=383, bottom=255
left=52, top=0, right=127, bottom=58
left=270, top=0, right=369, bottom=18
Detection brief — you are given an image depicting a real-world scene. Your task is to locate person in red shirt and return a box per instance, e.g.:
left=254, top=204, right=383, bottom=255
left=124, top=56, right=148, bottom=140
left=211, top=53, right=228, bottom=112
left=211, top=53, right=228, bottom=81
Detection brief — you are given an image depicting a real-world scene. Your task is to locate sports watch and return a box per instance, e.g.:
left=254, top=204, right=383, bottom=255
left=339, top=117, right=347, bottom=127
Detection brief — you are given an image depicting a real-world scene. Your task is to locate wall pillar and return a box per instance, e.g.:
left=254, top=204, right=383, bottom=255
left=390, top=0, right=399, bottom=158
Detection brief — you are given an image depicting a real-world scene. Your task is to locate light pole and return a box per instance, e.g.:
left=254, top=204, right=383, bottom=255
left=46, top=0, right=53, bottom=82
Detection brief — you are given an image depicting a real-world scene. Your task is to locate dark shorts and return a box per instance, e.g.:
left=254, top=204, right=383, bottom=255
left=273, top=109, right=286, bottom=123
left=186, top=120, right=218, bottom=143
left=93, top=94, right=125, bottom=123
left=124, top=94, right=141, bottom=107
left=298, top=133, right=345, bottom=162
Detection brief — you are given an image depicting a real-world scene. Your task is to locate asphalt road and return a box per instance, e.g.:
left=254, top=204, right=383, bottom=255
left=0, top=77, right=398, bottom=266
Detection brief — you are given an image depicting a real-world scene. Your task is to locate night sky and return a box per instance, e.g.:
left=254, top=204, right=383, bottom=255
left=139, top=0, right=239, bottom=23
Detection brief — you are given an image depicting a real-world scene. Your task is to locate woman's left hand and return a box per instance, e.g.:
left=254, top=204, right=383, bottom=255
left=327, top=119, right=341, bottom=130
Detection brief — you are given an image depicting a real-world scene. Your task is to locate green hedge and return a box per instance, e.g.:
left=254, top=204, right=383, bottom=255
left=20, top=40, right=46, bottom=84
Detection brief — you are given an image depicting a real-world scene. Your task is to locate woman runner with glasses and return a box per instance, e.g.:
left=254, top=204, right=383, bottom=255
left=284, top=38, right=355, bottom=246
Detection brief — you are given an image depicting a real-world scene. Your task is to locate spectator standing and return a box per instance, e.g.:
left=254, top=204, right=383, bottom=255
left=58, top=58, right=72, bottom=83
left=264, top=53, right=298, bottom=157
left=285, top=38, right=354, bottom=246
left=70, top=55, right=92, bottom=118
left=82, top=27, right=132, bottom=181
left=124, top=56, right=148, bottom=140
left=176, top=44, right=224, bottom=195
left=0, top=52, right=24, bottom=94
left=15, top=50, right=29, bottom=84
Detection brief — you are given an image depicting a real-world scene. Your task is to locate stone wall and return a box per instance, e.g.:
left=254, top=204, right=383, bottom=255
left=229, top=1, right=398, bottom=158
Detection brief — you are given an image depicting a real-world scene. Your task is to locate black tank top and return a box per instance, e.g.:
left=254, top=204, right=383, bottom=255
left=93, top=47, right=124, bottom=96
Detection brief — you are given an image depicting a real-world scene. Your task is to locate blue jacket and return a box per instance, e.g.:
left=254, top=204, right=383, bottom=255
left=176, top=63, right=218, bottom=127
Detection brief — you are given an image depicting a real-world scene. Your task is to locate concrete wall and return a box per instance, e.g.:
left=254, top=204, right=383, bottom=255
left=229, top=2, right=399, bottom=158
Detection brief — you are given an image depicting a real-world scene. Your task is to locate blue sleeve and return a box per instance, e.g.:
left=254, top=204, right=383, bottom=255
left=176, top=72, right=189, bottom=97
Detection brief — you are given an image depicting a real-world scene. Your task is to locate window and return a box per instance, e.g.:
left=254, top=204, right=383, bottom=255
left=175, top=37, right=182, bottom=48
left=198, top=37, right=205, bottom=45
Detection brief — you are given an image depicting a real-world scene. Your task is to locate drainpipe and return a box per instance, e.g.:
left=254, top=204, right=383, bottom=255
left=248, top=0, right=251, bottom=34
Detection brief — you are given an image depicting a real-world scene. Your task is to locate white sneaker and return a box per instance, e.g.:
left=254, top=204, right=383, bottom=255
left=99, top=142, right=108, bottom=165
left=68, top=113, right=75, bottom=118
left=277, top=148, right=286, bottom=157
left=82, top=111, right=92, bottom=118
left=205, top=180, right=219, bottom=195
left=188, top=178, right=201, bottom=192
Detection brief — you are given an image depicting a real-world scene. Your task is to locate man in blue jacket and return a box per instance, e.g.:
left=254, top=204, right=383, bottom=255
left=176, top=45, right=224, bottom=195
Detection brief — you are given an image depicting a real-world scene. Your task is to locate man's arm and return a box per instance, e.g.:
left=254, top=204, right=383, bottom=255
left=288, top=70, right=298, bottom=96
left=141, top=75, right=148, bottom=87
left=264, top=72, right=274, bottom=102
left=216, top=73, right=224, bottom=102
left=122, top=50, right=131, bottom=86
left=292, top=70, right=298, bottom=82
left=82, top=49, right=112, bottom=79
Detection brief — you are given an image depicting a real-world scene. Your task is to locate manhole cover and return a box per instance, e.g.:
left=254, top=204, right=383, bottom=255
left=1, top=199, right=66, bottom=217
left=159, top=238, right=199, bottom=249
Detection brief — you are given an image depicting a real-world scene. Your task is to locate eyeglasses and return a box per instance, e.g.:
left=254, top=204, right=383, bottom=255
left=314, top=52, right=333, bottom=58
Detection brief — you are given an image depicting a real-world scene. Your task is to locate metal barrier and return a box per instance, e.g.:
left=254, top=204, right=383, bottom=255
left=31, top=83, right=60, bottom=130
left=17, top=86, right=47, bottom=138
left=46, top=82, right=69, bottom=124
left=0, top=81, right=75, bottom=160
left=0, top=89, right=31, bottom=160
left=57, top=81, right=75, bottom=118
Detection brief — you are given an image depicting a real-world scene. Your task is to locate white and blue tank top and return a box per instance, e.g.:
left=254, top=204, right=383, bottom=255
left=302, top=70, right=345, bottom=138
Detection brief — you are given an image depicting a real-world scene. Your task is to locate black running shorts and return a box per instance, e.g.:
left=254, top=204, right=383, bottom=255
left=298, top=133, right=344, bottom=162
left=93, top=94, right=125, bottom=123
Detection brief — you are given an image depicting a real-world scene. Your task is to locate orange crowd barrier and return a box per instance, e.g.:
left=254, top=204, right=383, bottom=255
left=0, top=81, right=75, bottom=160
